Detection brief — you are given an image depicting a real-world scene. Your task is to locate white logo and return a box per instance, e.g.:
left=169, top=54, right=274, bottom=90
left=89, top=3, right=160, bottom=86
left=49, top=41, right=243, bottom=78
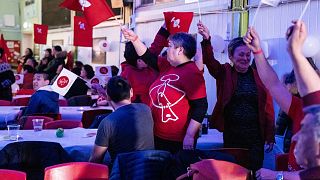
left=149, top=74, right=186, bottom=123
left=79, top=22, right=86, bottom=30
left=79, top=0, right=91, bottom=10
left=37, top=28, right=42, bottom=34
left=171, top=17, right=180, bottom=28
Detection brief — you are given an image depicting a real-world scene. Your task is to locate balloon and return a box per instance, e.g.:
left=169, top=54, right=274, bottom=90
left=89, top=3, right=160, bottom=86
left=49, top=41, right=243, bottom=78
left=98, top=40, right=109, bottom=52
left=211, top=35, right=225, bottom=53
left=302, top=36, right=320, bottom=58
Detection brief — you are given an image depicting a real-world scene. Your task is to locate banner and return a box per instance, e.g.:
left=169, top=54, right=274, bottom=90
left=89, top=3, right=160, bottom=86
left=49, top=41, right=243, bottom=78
left=51, top=68, right=78, bottom=96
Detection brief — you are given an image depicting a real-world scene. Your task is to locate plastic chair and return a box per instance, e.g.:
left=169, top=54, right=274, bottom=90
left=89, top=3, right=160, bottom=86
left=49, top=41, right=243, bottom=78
left=45, top=120, right=83, bottom=129
left=82, top=109, right=113, bottom=128
left=0, top=169, right=27, bottom=180
left=58, top=99, right=68, bottom=106
left=11, top=97, right=30, bottom=106
left=44, top=162, right=109, bottom=180
left=210, top=148, right=250, bottom=169
left=31, top=113, right=62, bottom=120
left=275, top=153, right=289, bottom=171
left=16, top=89, right=35, bottom=95
left=0, top=100, right=12, bottom=106
left=22, top=116, right=54, bottom=130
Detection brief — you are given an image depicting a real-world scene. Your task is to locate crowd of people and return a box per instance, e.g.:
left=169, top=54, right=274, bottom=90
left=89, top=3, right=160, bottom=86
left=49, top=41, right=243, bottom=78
left=0, top=18, right=320, bottom=179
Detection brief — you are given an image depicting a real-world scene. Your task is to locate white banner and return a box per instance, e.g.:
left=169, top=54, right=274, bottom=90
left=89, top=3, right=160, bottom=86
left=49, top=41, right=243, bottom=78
left=95, top=66, right=112, bottom=77
left=51, top=68, right=78, bottom=96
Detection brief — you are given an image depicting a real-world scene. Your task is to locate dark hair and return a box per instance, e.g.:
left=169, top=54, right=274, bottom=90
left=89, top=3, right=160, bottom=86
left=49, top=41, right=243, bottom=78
left=284, top=70, right=296, bottom=85
left=83, top=64, right=95, bottom=79
left=124, top=41, right=139, bottom=67
left=228, top=37, right=246, bottom=57
left=35, top=72, right=50, bottom=81
left=169, top=33, right=196, bottom=59
left=107, top=76, right=131, bottom=103
left=45, top=48, right=52, bottom=55
left=111, top=65, right=119, bottom=77
left=53, top=45, right=62, bottom=52
left=23, top=64, right=35, bottom=73
left=75, top=61, right=83, bottom=68
left=0, top=48, right=3, bottom=58
left=26, top=48, right=34, bottom=57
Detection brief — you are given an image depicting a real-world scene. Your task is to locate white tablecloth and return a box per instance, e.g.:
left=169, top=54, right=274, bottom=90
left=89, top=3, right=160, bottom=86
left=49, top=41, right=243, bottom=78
left=0, top=128, right=98, bottom=162
left=0, top=106, right=113, bottom=128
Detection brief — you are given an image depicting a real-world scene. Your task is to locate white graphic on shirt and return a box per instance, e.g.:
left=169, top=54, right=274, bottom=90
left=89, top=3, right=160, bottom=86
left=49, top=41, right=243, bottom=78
left=79, top=0, right=91, bottom=11
left=79, top=22, right=86, bottom=30
left=37, top=28, right=42, bottom=34
left=171, top=17, right=180, bottom=28
left=149, top=74, right=186, bottom=123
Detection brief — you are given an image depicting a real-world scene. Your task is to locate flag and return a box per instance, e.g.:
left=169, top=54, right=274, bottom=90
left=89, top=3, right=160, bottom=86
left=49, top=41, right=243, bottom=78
left=261, top=0, right=281, bottom=7
left=74, top=16, right=93, bottom=47
left=14, top=74, right=24, bottom=84
left=52, top=68, right=78, bottom=96
left=0, top=34, right=10, bottom=63
left=95, top=66, right=112, bottom=77
left=60, top=0, right=115, bottom=27
left=163, top=12, right=194, bottom=35
left=34, top=24, right=48, bottom=44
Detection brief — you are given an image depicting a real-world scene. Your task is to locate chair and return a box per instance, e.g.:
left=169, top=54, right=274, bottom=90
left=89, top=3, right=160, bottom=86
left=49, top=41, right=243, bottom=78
left=11, top=97, right=30, bottom=106
left=0, top=141, right=72, bottom=180
left=67, top=95, right=93, bottom=106
left=58, top=99, right=68, bottom=106
left=184, top=159, right=250, bottom=180
left=16, top=89, right=35, bottom=95
left=275, top=153, right=289, bottom=171
left=44, top=162, right=109, bottom=180
left=0, top=169, right=26, bottom=180
left=22, top=116, right=54, bottom=130
left=82, top=109, right=113, bottom=128
left=45, top=120, right=83, bottom=129
left=0, top=100, right=12, bottom=106
left=31, top=113, right=62, bottom=120
left=210, top=148, right=250, bottom=169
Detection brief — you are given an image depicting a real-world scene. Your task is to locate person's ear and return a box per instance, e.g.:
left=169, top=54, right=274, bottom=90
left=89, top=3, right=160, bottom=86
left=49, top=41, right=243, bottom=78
left=45, top=80, right=50, bottom=85
left=130, top=88, right=133, bottom=98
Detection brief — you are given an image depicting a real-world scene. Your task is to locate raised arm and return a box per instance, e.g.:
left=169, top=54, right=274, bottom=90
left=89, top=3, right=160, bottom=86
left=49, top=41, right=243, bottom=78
left=243, top=27, right=292, bottom=114
left=149, top=23, right=170, bottom=56
left=197, top=21, right=224, bottom=78
left=287, top=20, right=320, bottom=97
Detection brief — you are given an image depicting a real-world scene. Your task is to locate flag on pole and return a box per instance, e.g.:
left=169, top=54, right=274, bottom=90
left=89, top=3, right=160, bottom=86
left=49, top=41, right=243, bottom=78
left=34, top=24, right=48, bottom=44
left=163, top=12, right=194, bottom=34
left=14, top=74, right=24, bottom=85
left=261, top=0, right=281, bottom=7
left=51, top=68, right=78, bottom=96
left=60, top=0, right=115, bottom=27
left=74, top=16, right=93, bottom=47
left=0, top=34, right=10, bottom=63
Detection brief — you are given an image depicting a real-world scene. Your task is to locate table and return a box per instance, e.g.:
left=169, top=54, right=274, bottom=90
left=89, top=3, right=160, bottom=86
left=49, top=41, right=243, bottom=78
left=0, top=106, right=113, bottom=128
left=0, top=128, right=99, bottom=162
left=196, top=129, right=284, bottom=170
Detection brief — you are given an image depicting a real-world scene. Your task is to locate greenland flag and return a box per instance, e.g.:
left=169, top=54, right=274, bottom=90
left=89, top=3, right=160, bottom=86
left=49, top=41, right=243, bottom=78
left=261, top=0, right=281, bottom=7
left=52, top=68, right=78, bottom=96
left=14, top=74, right=24, bottom=85
left=95, top=66, right=112, bottom=77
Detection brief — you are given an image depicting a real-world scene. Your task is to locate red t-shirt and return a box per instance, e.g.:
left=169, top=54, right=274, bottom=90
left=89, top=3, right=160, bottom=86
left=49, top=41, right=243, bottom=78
left=149, top=57, right=207, bottom=142
left=121, top=63, right=158, bottom=105
left=287, top=96, right=304, bottom=171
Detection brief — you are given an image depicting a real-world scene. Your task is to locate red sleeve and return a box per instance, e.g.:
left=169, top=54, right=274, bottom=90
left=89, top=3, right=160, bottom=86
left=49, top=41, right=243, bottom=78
left=183, top=65, right=207, bottom=100
left=264, top=91, right=275, bottom=143
left=288, top=96, right=304, bottom=134
left=200, top=38, right=225, bottom=78
left=149, top=27, right=170, bottom=56
left=302, top=90, right=320, bottom=108
left=157, top=56, right=171, bottom=73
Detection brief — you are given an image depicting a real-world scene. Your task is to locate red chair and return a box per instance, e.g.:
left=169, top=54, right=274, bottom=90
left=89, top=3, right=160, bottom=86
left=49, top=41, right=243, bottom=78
left=0, top=100, right=12, bottom=106
left=44, top=162, right=109, bottom=180
left=58, top=99, right=68, bottom=106
left=45, top=120, right=83, bottom=129
left=16, top=89, right=35, bottom=95
left=275, top=153, right=289, bottom=171
left=31, top=113, right=62, bottom=120
left=82, top=109, right=112, bottom=128
left=210, top=148, right=250, bottom=169
left=22, top=116, right=54, bottom=130
left=0, top=169, right=27, bottom=180
left=11, top=97, right=30, bottom=106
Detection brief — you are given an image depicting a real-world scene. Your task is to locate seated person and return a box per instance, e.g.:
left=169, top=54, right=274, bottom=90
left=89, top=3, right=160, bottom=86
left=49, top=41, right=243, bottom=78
left=89, top=76, right=154, bottom=164
left=23, top=72, right=59, bottom=116
left=21, top=64, right=35, bottom=89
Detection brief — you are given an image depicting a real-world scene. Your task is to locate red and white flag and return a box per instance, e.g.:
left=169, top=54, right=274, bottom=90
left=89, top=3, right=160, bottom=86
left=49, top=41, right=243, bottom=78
left=74, top=16, right=93, bottom=47
left=52, top=68, right=78, bottom=96
left=95, top=66, right=112, bottom=77
left=261, top=0, right=281, bottom=7
left=34, top=24, right=48, bottom=44
left=60, top=0, right=115, bottom=27
left=163, top=12, right=193, bottom=35
left=14, top=74, right=24, bottom=85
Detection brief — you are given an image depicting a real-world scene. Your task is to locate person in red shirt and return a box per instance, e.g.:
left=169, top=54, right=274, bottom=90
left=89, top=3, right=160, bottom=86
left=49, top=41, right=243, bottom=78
left=120, top=41, right=158, bottom=105
left=244, top=20, right=320, bottom=179
left=122, top=26, right=208, bottom=154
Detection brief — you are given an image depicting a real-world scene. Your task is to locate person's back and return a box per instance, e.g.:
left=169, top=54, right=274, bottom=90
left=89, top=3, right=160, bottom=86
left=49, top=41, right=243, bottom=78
left=96, top=103, right=154, bottom=161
